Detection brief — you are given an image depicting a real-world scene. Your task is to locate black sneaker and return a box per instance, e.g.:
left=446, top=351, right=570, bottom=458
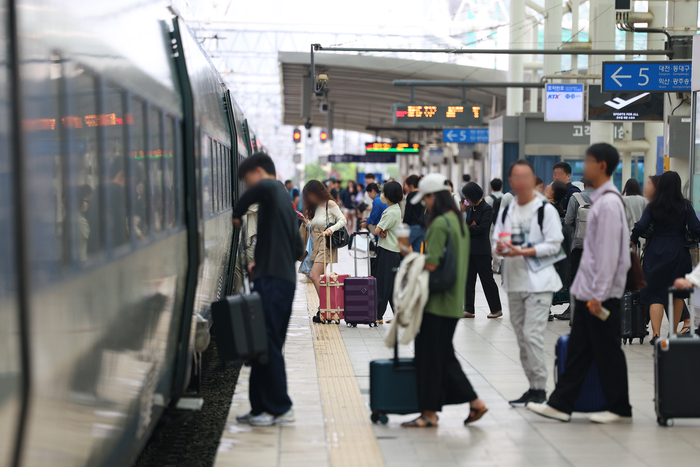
left=529, top=389, right=547, bottom=404
left=312, top=310, right=323, bottom=323
left=548, top=313, right=554, bottom=322
left=554, top=308, right=571, bottom=320
left=509, top=390, right=533, bottom=407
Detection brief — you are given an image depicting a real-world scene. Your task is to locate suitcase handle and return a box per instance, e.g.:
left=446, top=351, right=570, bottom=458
left=668, top=287, right=694, bottom=339
left=353, top=229, right=372, bottom=277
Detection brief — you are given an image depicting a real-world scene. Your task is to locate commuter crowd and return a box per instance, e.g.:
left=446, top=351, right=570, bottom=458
left=230, top=143, right=700, bottom=429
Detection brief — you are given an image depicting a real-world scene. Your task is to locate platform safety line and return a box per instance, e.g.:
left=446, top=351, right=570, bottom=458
left=304, top=283, right=385, bottom=467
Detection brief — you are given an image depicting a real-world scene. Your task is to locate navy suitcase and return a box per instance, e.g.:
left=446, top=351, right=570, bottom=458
left=555, top=334, right=608, bottom=412
left=344, top=232, right=378, bottom=327
left=621, top=290, right=647, bottom=344
left=655, top=288, right=700, bottom=426
left=369, top=328, right=419, bottom=424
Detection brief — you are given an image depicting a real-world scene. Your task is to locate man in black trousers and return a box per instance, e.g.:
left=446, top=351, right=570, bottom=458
left=232, top=153, right=304, bottom=427
left=528, top=143, right=633, bottom=424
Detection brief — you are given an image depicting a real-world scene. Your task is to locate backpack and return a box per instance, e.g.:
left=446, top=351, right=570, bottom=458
left=500, top=201, right=570, bottom=287
left=571, top=192, right=590, bottom=240
left=490, top=194, right=502, bottom=226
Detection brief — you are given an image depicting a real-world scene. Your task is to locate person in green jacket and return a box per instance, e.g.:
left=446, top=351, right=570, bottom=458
left=401, top=173, right=488, bottom=428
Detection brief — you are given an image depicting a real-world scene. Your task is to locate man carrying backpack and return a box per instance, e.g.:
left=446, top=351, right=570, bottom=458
left=555, top=178, right=594, bottom=321
left=493, top=160, right=564, bottom=407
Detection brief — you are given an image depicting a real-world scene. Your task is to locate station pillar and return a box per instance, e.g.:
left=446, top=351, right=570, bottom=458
left=589, top=0, right=615, bottom=147
left=507, top=0, right=525, bottom=116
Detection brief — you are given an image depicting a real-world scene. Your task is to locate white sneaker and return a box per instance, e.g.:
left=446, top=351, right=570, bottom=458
left=236, top=412, right=253, bottom=424
left=249, top=409, right=295, bottom=426
left=526, top=402, right=571, bottom=422
left=589, top=411, right=632, bottom=424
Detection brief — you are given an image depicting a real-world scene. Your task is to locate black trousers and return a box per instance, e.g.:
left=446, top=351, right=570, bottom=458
left=415, top=312, right=478, bottom=412
left=250, top=277, right=296, bottom=416
left=548, top=299, right=632, bottom=417
left=570, top=247, right=583, bottom=283
left=372, top=246, right=401, bottom=320
left=464, top=255, right=502, bottom=314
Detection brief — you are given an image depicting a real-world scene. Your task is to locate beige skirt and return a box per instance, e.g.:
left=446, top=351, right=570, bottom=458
left=311, top=228, right=338, bottom=264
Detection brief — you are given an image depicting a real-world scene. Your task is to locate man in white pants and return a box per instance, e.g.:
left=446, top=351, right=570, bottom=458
left=493, top=159, right=564, bottom=407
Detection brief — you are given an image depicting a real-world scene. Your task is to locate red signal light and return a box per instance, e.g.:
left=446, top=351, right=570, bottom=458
left=293, top=128, right=302, bottom=143
left=320, top=130, right=328, bottom=142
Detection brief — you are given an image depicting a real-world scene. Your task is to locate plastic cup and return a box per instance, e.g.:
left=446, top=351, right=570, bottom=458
left=397, top=223, right=411, bottom=253
left=498, top=232, right=512, bottom=254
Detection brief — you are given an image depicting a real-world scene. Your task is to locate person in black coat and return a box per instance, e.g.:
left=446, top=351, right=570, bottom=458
left=631, top=171, right=700, bottom=345
left=462, top=182, right=503, bottom=319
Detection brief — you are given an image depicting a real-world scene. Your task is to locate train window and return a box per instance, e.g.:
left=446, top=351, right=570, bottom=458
left=225, top=146, right=231, bottom=208
left=164, top=116, right=177, bottom=228
left=104, top=85, right=128, bottom=248
left=130, top=97, right=149, bottom=238
left=149, top=107, right=164, bottom=233
left=69, top=67, right=101, bottom=261
left=209, top=137, right=215, bottom=214
left=217, top=142, right=223, bottom=212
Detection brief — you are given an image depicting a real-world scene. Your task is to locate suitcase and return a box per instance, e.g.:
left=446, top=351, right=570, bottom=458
left=369, top=327, right=419, bottom=424
left=552, top=289, right=570, bottom=306
left=621, top=290, right=648, bottom=344
left=654, top=287, right=700, bottom=426
left=344, top=231, right=378, bottom=327
left=211, top=285, right=268, bottom=366
left=555, top=334, right=608, bottom=413
left=319, top=240, right=347, bottom=324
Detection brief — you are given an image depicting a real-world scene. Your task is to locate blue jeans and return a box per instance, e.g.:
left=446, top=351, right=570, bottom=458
left=250, top=277, right=296, bottom=415
left=409, top=225, right=426, bottom=253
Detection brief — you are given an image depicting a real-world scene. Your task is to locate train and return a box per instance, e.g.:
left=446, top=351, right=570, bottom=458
left=0, top=1, right=259, bottom=466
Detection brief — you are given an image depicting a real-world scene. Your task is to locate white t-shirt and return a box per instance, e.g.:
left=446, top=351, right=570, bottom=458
left=504, top=197, right=537, bottom=293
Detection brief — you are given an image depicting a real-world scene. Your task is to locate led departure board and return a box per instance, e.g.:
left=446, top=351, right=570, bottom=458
left=392, top=104, right=483, bottom=127
left=365, top=142, right=421, bottom=154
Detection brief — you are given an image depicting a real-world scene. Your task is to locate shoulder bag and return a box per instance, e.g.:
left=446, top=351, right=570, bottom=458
left=428, top=215, right=457, bottom=293
left=603, top=191, right=646, bottom=291
left=325, top=201, right=350, bottom=249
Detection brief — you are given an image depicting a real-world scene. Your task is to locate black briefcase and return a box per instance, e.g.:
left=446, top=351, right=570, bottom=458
left=654, top=287, right=700, bottom=426
left=212, top=291, right=268, bottom=365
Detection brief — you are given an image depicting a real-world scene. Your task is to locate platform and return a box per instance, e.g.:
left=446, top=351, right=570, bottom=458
left=214, top=248, right=700, bottom=467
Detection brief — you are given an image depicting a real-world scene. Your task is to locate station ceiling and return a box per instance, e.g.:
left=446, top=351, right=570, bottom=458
left=279, top=52, right=508, bottom=139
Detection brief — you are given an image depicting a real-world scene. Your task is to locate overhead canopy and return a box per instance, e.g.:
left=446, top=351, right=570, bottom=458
left=279, top=52, right=508, bottom=139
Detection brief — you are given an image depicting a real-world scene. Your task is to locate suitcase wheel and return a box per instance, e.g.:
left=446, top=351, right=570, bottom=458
left=657, top=416, right=672, bottom=427
left=639, top=337, right=644, bottom=344
left=346, top=322, right=358, bottom=328
left=371, top=412, right=388, bottom=424
left=369, top=322, right=378, bottom=328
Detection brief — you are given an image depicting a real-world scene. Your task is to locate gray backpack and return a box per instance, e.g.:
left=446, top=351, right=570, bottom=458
left=572, top=192, right=590, bottom=240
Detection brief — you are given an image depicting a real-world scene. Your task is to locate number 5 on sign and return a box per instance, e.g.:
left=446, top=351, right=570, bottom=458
left=639, top=68, right=649, bottom=86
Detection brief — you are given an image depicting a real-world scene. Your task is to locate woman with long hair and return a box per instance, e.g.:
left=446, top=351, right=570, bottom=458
left=340, top=180, right=357, bottom=234
left=302, top=180, right=347, bottom=322
left=401, top=174, right=488, bottom=428
left=631, top=171, right=700, bottom=343
left=622, top=178, right=647, bottom=232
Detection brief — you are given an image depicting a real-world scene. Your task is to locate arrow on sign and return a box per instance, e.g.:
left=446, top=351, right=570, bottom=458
left=446, top=130, right=456, bottom=141
left=611, top=66, right=632, bottom=87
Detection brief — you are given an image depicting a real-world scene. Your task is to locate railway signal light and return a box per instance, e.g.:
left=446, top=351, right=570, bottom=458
left=293, top=128, right=302, bottom=143
left=319, top=130, right=328, bottom=142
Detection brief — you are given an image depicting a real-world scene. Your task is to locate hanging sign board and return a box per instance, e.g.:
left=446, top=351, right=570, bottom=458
left=588, top=85, right=664, bottom=122
left=544, top=84, right=584, bottom=122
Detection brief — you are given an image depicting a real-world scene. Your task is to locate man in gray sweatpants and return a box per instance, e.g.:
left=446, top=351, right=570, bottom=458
left=493, top=160, right=564, bottom=407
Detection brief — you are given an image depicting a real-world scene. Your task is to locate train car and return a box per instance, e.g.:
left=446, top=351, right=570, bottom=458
left=0, top=2, right=251, bottom=466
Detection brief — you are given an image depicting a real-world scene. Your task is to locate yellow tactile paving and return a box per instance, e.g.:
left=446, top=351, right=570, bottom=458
left=305, top=283, right=385, bottom=467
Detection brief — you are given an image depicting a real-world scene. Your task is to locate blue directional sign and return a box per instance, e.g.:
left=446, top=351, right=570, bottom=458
left=442, top=128, right=489, bottom=143
left=602, top=61, right=692, bottom=92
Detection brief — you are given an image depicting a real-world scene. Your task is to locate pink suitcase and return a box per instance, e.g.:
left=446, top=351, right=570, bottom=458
left=319, top=272, right=348, bottom=323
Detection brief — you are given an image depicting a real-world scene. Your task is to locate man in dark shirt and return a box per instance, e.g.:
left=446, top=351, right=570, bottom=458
left=232, top=153, right=304, bottom=427
left=553, top=161, right=581, bottom=211
left=403, top=174, right=427, bottom=252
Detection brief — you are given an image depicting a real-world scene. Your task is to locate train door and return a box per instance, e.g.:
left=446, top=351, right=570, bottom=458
left=223, top=91, right=239, bottom=296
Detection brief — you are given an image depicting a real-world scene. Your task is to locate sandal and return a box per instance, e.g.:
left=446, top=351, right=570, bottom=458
left=401, top=416, right=436, bottom=428
left=312, top=309, right=323, bottom=323
left=464, top=406, right=488, bottom=425
left=680, top=326, right=691, bottom=335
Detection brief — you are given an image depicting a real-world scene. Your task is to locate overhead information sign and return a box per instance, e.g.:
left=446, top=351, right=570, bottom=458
left=602, top=61, right=692, bottom=92
left=328, top=154, right=397, bottom=163
left=545, top=84, right=584, bottom=121
left=442, top=128, right=489, bottom=143
left=588, top=85, right=663, bottom=122
left=365, top=142, right=420, bottom=154
left=393, top=103, right=482, bottom=127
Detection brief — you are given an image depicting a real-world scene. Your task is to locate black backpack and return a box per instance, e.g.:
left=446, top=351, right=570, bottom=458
left=490, top=194, right=502, bottom=226
left=500, top=202, right=571, bottom=287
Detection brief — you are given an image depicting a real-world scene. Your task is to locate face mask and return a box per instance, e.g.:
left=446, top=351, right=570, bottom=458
left=380, top=193, right=387, bottom=204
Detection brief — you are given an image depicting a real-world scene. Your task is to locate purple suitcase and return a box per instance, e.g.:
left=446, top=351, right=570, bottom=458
left=344, top=232, right=378, bottom=327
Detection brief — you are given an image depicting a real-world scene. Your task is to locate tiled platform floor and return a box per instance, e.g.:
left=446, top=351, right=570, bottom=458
left=215, top=247, right=700, bottom=467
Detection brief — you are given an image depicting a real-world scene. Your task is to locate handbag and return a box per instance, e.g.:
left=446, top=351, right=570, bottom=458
left=325, top=201, right=350, bottom=249
left=683, top=202, right=699, bottom=248
left=626, top=246, right=647, bottom=291
left=428, top=215, right=457, bottom=293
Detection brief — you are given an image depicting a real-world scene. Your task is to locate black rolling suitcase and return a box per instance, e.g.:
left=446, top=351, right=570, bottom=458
left=211, top=270, right=268, bottom=366
left=621, top=290, right=647, bottom=344
left=654, top=287, right=700, bottom=426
